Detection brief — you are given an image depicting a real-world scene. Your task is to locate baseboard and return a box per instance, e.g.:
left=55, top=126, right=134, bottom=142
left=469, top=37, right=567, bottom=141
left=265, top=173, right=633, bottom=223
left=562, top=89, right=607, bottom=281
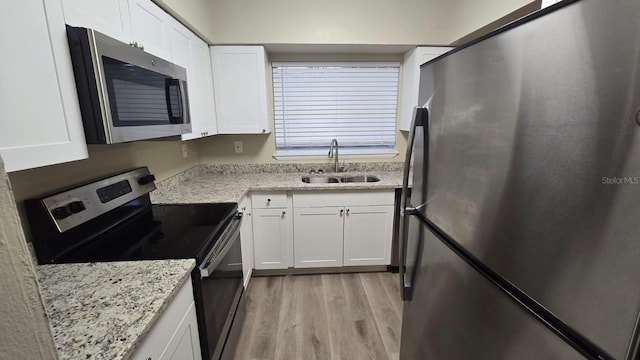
left=252, top=265, right=389, bottom=277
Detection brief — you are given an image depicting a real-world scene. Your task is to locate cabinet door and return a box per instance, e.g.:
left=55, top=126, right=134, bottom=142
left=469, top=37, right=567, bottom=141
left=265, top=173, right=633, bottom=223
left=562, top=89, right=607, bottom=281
left=293, top=207, right=345, bottom=268
left=343, top=205, right=394, bottom=266
left=128, top=0, right=172, bottom=60
left=182, top=36, right=218, bottom=140
left=211, top=46, right=270, bottom=134
left=132, top=280, right=199, bottom=360
left=61, top=0, right=132, bottom=43
left=398, top=47, right=451, bottom=131
left=0, top=0, right=88, bottom=172
left=252, top=208, right=290, bottom=269
left=160, top=302, right=202, bottom=360
left=239, top=197, right=254, bottom=286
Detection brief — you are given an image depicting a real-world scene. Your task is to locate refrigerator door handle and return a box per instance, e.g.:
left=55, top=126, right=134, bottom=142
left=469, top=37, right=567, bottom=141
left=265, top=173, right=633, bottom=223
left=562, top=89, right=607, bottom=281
left=399, top=106, right=428, bottom=300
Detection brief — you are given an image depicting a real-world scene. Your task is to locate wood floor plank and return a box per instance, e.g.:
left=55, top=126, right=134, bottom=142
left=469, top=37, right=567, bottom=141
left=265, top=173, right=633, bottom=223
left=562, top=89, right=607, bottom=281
left=246, top=276, right=284, bottom=360
left=322, top=274, right=359, bottom=360
left=359, top=272, right=402, bottom=357
left=274, top=275, right=302, bottom=359
left=229, top=272, right=402, bottom=360
left=378, top=271, right=403, bottom=319
left=342, top=273, right=389, bottom=360
left=299, top=275, right=332, bottom=360
left=231, top=279, right=260, bottom=360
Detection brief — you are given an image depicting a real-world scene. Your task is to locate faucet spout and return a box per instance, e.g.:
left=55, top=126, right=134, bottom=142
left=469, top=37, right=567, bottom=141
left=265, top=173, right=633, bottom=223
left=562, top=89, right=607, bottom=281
left=328, top=139, right=339, bottom=173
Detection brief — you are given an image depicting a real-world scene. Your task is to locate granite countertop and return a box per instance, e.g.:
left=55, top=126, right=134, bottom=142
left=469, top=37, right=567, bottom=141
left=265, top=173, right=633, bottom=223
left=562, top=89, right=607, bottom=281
left=36, top=259, right=195, bottom=360
left=151, top=163, right=406, bottom=204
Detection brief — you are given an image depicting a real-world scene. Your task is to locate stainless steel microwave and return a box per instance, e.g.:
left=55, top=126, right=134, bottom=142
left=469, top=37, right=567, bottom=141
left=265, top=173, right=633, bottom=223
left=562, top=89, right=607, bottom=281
left=66, top=26, right=190, bottom=144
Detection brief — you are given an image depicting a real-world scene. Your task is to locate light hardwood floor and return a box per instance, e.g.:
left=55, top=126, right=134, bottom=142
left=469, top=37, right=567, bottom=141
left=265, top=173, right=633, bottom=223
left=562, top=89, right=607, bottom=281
left=227, top=272, right=403, bottom=360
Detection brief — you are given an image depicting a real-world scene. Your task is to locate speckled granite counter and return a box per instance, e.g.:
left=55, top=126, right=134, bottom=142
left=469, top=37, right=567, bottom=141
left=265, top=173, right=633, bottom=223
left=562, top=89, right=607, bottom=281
left=36, top=260, right=195, bottom=360
left=151, top=162, right=406, bottom=204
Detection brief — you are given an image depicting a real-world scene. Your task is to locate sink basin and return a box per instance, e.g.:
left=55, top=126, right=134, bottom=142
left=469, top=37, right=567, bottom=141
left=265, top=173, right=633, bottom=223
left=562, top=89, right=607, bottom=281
left=301, top=176, right=340, bottom=184
left=340, top=175, right=380, bottom=183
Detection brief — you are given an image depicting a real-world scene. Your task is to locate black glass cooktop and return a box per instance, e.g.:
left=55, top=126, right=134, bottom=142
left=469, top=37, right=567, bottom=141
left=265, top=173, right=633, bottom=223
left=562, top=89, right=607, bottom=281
left=147, top=203, right=237, bottom=264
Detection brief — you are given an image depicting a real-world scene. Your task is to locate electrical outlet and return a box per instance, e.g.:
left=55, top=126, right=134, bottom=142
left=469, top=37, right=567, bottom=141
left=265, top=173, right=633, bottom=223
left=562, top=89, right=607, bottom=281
left=182, top=144, right=188, bottom=158
left=234, top=141, right=243, bottom=154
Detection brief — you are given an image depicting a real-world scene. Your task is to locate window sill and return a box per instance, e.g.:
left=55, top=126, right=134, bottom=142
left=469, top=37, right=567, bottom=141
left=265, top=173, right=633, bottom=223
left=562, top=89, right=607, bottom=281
left=273, top=149, right=399, bottom=161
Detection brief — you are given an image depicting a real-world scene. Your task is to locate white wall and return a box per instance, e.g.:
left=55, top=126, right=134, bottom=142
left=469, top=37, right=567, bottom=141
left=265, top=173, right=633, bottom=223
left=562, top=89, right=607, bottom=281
left=0, top=156, right=58, bottom=360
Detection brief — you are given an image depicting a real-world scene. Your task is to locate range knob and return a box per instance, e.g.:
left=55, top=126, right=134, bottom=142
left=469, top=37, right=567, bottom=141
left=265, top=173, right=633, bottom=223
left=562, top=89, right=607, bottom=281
left=51, top=206, right=72, bottom=220
left=138, top=174, right=156, bottom=185
left=68, top=201, right=86, bottom=214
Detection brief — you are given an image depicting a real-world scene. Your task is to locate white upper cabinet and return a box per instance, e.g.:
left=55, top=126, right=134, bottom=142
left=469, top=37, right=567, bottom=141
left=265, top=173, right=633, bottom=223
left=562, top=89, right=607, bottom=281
left=176, top=26, right=218, bottom=141
left=0, top=0, right=88, bottom=172
left=128, top=0, right=172, bottom=60
left=398, top=46, right=452, bottom=131
left=211, top=46, right=271, bottom=134
left=61, top=0, right=132, bottom=43
left=541, top=0, right=561, bottom=9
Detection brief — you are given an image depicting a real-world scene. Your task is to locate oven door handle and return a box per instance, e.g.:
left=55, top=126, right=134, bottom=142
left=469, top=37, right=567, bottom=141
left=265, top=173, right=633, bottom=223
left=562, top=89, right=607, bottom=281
left=200, top=212, right=242, bottom=279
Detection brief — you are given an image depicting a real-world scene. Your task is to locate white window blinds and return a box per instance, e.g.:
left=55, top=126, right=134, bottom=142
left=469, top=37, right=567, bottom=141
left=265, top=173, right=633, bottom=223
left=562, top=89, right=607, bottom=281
left=272, top=62, right=399, bottom=154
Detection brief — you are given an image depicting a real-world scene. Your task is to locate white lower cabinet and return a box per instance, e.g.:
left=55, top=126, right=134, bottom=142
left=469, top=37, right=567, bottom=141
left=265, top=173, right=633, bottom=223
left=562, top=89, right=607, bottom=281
left=343, top=205, right=394, bottom=266
left=251, top=192, right=292, bottom=270
left=239, top=196, right=254, bottom=286
left=294, top=206, right=345, bottom=268
left=252, top=208, right=291, bottom=269
left=132, top=278, right=201, bottom=360
left=292, top=190, right=395, bottom=268
left=250, top=190, right=394, bottom=270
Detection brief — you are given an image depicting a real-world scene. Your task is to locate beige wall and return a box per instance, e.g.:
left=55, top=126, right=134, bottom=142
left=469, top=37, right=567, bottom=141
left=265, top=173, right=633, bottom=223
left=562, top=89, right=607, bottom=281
left=153, top=0, right=215, bottom=42
left=447, top=0, right=533, bottom=43
left=208, top=0, right=453, bottom=45
left=8, top=140, right=199, bottom=241
left=0, top=156, right=58, bottom=360
left=206, top=0, right=533, bottom=46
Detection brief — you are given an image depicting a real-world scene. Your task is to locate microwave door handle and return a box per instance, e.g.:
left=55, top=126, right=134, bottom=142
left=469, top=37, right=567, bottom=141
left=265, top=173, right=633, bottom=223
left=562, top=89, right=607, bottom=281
left=179, top=80, right=189, bottom=125
left=164, top=78, right=182, bottom=124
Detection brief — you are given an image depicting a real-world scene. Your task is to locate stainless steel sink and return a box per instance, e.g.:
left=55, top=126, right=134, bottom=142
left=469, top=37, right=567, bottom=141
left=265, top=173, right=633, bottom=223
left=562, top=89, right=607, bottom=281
left=340, top=175, right=380, bottom=183
left=301, top=175, right=380, bottom=183
left=301, top=176, right=340, bottom=184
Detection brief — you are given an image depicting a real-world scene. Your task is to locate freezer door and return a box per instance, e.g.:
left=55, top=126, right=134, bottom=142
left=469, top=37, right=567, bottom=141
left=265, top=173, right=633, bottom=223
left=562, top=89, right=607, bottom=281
left=421, top=0, right=640, bottom=358
left=400, top=221, right=585, bottom=360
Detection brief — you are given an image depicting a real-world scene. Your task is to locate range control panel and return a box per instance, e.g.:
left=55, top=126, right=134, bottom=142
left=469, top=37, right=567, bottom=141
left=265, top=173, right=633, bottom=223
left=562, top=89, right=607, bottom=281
left=40, top=168, right=156, bottom=233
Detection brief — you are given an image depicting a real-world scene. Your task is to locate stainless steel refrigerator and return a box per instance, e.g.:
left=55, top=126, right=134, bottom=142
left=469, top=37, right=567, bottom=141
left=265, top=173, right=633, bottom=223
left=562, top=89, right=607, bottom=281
left=398, top=1, right=640, bottom=359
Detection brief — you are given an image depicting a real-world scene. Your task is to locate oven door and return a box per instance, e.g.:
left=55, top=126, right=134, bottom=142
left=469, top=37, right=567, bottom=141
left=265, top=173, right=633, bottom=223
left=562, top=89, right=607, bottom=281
left=197, top=213, right=244, bottom=360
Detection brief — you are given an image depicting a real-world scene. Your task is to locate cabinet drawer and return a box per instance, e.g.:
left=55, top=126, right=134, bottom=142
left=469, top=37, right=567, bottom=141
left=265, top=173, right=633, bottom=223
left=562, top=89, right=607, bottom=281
left=252, top=192, right=287, bottom=208
left=293, top=190, right=394, bottom=208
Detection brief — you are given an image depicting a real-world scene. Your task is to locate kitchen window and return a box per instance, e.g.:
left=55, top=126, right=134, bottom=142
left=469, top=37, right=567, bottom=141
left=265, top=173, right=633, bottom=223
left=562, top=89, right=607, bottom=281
left=272, top=62, right=399, bottom=158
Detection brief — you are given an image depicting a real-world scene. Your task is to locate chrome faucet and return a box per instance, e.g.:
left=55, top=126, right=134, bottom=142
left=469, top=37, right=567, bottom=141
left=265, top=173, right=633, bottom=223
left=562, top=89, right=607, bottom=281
left=328, top=138, right=339, bottom=173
